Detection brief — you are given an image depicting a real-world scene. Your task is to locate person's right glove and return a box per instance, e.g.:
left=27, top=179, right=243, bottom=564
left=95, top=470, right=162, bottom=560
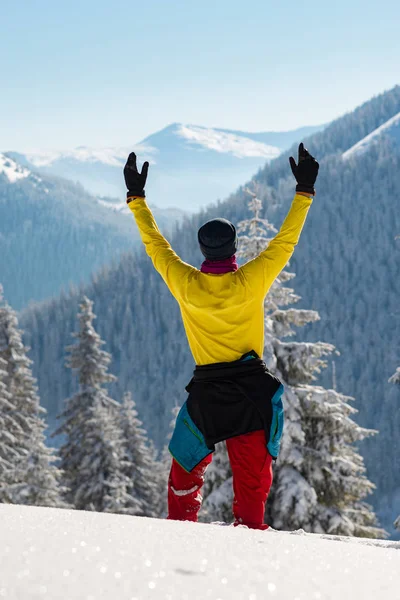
left=289, top=143, right=319, bottom=196
left=124, top=152, right=149, bottom=199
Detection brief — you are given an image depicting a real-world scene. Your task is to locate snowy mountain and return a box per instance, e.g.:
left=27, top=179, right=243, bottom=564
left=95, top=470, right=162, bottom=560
left=7, top=123, right=323, bottom=211
left=1, top=505, right=398, bottom=600
left=0, top=153, right=32, bottom=183
left=343, top=111, right=400, bottom=159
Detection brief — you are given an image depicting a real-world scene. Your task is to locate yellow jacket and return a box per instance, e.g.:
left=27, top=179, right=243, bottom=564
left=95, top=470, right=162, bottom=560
left=128, top=194, right=313, bottom=365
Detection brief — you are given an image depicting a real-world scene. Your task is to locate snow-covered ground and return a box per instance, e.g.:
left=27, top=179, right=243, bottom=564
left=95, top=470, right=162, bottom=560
left=0, top=505, right=398, bottom=600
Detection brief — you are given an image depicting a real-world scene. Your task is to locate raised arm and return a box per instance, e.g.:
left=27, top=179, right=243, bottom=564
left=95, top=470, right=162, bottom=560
left=241, top=143, right=319, bottom=296
left=124, top=153, right=195, bottom=299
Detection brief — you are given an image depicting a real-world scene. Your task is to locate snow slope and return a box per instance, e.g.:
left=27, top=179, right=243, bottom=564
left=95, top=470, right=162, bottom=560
left=0, top=153, right=31, bottom=183
left=171, top=124, right=280, bottom=158
left=0, top=505, right=398, bottom=600
left=343, top=112, right=400, bottom=159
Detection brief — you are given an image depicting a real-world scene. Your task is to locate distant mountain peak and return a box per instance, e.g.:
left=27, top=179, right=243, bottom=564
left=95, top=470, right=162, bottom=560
left=0, top=153, right=31, bottom=183
left=174, top=124, right=281, bottom=159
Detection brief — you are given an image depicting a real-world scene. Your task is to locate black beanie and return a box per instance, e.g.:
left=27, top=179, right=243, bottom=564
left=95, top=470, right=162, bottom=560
left=198, top=218, right=238, bottom=261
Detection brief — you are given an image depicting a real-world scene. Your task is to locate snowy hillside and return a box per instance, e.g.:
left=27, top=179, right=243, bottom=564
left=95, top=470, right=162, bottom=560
left=343, top=111, right=400, bottom=159
left=0, top=505, right=398, bottom=600
left=7, top=123, right=323, bottom=210
left=178, top=124, right=279, bottom=157
left=0, top=153, right=32, bottom=183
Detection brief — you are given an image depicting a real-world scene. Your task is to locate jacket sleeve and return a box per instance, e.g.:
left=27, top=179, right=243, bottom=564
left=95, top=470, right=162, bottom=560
left=128, top=197, right=196, bottom=299
left=240, top=193, right=313, bottom=296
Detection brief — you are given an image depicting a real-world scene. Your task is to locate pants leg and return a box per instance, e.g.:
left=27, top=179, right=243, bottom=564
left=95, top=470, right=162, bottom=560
left=226, top=430, right=273, bottom=530
left=167, top=454, right=213, bottom=522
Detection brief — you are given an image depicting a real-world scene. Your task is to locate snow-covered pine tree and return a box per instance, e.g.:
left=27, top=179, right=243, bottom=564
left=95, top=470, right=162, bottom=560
left=0, top=288, right=65, bottom=507
left=0, top=357, right=20, bottom=502
left=293, top=385, right=381, bottom=537
left=82, top=398, right=135, bottom=514
left=236, top=190, right=381, bottom=536
left=10, top=418, right=68, bottom=508
left=119, top=391, right=159, bottom=517
left=55, top=296, right=132, bottom=512
left=389, top=368, right=400, bottom=531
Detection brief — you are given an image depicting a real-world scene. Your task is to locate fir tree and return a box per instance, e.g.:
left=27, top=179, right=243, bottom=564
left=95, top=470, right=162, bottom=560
left=294, top=385, right=381, bottom=537
left=10, top=420, right=68, bottom=508
left=119, top=392, right=158, bottom=517
left=0, top=288, right=64, bottom=507
left=0, top=357, right=21, bottom=502
left=238, top=191, right=381, bottom=536
left=80, top=399, right=134, bottom=514
left=55, top=296, right=131, bottom=512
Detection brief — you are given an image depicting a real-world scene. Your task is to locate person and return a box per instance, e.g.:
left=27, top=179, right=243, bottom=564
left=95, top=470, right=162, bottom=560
left=124, top=143, right=319, bottom=529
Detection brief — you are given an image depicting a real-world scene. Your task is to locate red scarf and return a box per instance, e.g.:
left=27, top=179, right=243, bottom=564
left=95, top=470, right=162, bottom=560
left=200, top=255, right=238, bottom=274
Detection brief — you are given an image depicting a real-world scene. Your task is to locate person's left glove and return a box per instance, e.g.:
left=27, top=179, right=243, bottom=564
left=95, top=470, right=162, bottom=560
left=124, top=152, right=149, bottom=199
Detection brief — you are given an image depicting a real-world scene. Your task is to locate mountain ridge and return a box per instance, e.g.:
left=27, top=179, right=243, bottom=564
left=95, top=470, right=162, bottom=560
left=0, top=157, right=184, bottom=309
left=6, top=123, right=324, bottom=210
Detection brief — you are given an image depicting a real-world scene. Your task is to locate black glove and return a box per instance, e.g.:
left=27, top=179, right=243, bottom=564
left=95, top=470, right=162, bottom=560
left=124, top=152, right=149, bottom=199
left=289, top=143, right=319, bottom=195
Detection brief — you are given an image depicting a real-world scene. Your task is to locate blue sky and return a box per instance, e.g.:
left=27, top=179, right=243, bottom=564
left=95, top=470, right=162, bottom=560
left=1, top=0, right=399, bottom=150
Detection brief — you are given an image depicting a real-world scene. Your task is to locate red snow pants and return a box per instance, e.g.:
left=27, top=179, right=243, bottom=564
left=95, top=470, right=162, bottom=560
left=167, top=430, right=273, bottom=529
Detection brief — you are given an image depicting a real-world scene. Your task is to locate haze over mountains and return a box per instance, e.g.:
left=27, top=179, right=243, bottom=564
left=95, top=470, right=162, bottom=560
left=20, top=85, right=400, bottom=535
left=8, top=123, right=323, bottom=211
